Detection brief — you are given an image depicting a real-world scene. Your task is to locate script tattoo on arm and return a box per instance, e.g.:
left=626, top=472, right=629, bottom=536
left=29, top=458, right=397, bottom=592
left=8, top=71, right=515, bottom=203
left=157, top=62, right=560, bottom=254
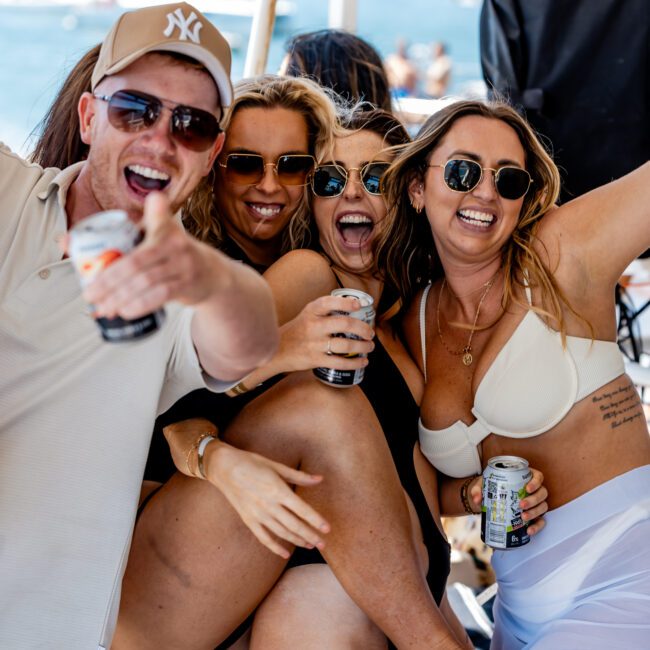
left=592, top=384, right=644, bottom=429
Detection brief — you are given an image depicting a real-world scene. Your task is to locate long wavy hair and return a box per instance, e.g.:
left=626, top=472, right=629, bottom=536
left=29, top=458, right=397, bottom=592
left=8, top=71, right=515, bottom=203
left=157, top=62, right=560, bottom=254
left=30, top=44, right=100, bottom=168
left=184, top=74, right=341, bottom=253
left=375, top=99, right=583, bottom=338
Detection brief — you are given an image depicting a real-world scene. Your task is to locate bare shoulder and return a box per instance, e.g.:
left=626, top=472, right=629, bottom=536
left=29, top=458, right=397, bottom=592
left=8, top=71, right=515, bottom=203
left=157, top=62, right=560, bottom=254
left=266, top=249, right=331, bottom=276
left=264, top=250, right=339, bottom=322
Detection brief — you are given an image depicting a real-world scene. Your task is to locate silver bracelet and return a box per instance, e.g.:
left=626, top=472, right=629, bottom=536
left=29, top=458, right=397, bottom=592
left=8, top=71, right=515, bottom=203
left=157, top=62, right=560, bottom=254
left=197, top=435, right=216, bottom=479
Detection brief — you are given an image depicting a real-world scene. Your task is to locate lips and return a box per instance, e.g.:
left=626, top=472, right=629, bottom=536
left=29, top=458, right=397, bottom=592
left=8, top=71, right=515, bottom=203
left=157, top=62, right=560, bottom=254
left=457, top=208, right=495, bottom=228
left=336, top=213, right=374, bottom=246
left=247, top=202, right=282, bottom=220
left=124, top=164, right=171, bottom=196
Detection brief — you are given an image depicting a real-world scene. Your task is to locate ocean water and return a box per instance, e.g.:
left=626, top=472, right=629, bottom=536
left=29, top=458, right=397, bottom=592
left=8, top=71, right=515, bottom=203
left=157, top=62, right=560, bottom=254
left=0, top=0, right=483, bottom=155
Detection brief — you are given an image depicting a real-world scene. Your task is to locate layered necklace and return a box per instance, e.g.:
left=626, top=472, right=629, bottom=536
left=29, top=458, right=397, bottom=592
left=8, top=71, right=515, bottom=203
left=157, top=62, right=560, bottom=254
left=436, top=272, right=499, bottom=367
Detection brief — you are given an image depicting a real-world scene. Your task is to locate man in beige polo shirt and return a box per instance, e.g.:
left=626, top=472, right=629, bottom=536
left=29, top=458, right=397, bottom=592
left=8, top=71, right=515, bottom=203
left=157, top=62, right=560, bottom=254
left=0, top=4, right=279, bottom=647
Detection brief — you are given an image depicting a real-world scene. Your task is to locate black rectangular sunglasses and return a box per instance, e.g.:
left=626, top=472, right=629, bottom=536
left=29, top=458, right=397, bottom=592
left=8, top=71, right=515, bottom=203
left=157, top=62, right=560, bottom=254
left=94, top=89, right=222, bottom=152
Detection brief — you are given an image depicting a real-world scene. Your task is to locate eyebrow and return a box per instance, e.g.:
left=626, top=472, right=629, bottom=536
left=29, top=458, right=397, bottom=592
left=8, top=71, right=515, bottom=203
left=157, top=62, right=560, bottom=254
left=448, top=149, right=524, bottom=168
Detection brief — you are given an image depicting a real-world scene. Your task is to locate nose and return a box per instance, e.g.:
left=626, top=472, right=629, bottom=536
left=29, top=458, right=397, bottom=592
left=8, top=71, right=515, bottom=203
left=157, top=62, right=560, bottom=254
left=255, top=163, right=283, bottom=194
left=140, top=109, right=176, bottom=153
left=471, top=168, right=498, bottom=200
left=342, top=168, right=363, bottom=200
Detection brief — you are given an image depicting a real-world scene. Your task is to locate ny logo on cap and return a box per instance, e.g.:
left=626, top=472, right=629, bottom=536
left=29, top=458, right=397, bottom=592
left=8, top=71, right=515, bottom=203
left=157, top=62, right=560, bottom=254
left=164, top=8, right=203, bottom=43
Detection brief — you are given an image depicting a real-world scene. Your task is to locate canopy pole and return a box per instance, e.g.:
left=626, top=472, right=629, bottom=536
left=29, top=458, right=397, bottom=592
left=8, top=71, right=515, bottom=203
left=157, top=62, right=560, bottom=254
left=243, top=0, right=278, bottom=77
left=328, top=0, right=357, bottom=31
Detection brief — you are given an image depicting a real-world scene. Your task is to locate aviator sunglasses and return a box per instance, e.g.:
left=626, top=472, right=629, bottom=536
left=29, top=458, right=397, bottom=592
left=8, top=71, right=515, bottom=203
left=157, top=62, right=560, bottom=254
left=218, top=153, right=316, bottom=186
left=311, top=162, right=391, bottom=198
left=93, top=89, right=222, bottom=152
left=430, top=158, right=532, bottom=200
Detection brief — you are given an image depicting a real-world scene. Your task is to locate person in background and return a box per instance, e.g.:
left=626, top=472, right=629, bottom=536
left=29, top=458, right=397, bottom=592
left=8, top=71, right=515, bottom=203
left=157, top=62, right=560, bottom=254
left=376, top=97, right=650, bottom=649
left=426, top=41, right=452, bottom=98
left=280, top=28, right=392, bottom=111
left=384, top=37, right=419, bottom=98
left=0, top=3, right=279, bottom=648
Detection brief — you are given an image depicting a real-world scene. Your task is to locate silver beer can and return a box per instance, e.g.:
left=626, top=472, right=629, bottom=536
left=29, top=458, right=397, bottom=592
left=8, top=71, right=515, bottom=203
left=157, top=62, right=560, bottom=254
left=481, top=455, right=532, bottom=549
left=313, top=288, right=375, bottom=387
left=69, top=209, right=165, bottom=342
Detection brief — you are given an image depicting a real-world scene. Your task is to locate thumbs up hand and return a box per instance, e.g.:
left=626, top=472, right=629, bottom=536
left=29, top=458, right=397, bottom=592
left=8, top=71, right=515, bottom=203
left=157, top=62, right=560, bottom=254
left=83, top=192, right=228, bottom=320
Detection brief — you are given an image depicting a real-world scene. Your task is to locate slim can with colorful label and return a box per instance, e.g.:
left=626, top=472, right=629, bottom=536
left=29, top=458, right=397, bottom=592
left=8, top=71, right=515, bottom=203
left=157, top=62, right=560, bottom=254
left=481, top=455, right=532, bottom=549
left=69, top=209, right=165, bottom=342
left=313, top=288, right=375, bottom=387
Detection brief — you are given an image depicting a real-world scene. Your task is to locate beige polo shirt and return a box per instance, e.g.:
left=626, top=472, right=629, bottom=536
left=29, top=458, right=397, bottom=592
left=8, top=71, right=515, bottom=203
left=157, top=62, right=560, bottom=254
left=0, top=144, right=227, bottom=648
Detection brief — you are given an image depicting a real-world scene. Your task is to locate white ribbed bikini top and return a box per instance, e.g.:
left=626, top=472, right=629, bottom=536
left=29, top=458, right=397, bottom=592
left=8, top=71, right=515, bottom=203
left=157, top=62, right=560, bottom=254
left=417, top=282, right=625, bottom=478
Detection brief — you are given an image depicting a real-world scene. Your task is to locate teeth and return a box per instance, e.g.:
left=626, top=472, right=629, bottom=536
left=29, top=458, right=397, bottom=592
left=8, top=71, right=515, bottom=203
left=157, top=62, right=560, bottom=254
left=128, top=165, right=170, bottom=181
left=458, top=209, right=494, bottom=227
left=339, top=214, right=372, bottom=225
left=250, top=204, right=281, bottom=218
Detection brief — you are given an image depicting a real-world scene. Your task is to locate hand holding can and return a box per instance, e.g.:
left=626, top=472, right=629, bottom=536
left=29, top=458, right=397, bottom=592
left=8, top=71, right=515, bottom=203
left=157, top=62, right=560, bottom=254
left=481, top=455, right=532, bottom=549
left=313, top=288, right=376, bottom=387
left=69, top=209, right=165, bottom=342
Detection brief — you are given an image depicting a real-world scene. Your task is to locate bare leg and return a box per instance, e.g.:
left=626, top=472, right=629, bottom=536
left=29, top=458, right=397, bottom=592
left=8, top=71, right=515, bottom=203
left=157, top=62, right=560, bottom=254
left=250, top=565, right=388, bottom=650
left=113, top=373, right=461, bottom=649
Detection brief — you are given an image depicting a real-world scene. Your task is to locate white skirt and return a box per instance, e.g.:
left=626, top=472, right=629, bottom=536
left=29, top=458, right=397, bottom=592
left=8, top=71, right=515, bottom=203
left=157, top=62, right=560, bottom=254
left=490, top=465, right=650, bottom=650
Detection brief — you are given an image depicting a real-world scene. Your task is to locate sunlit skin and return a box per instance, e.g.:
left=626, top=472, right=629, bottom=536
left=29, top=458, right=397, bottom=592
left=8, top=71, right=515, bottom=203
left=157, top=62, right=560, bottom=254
left=69, top=53, right=224, bottom=228
left=313, top=130, right=391, bottom=280
left=406, top=114, right=650, bottom=513
left=214, top=106, right=310, bottom=268
left=410, top=115, right=527, bottom=279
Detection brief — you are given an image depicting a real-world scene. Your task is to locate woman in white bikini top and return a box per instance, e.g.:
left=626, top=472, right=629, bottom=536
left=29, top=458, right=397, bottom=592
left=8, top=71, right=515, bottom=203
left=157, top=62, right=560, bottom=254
left=375, top=99, right=650, bottom=649
left=378, top=97, right=649, bottom=511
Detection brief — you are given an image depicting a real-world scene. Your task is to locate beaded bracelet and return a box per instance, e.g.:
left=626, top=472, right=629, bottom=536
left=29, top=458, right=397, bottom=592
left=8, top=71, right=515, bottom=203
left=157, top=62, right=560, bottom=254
left=460, top=475, right=480, bottom=515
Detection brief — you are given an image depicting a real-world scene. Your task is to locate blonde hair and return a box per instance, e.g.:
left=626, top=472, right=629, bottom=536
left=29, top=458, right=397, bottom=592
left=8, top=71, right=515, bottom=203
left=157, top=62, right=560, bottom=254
left=376, top=99, right=583, bottom=338
left=184, top=74, right=341, bottom=253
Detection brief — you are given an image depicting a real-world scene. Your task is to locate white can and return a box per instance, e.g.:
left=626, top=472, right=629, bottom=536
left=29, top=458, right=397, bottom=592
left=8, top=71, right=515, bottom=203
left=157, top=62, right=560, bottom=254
left=313, top=288, right=375, bottom=387
left=481, top=455, right=532, bottom=549
left=69, top=209, right=165, bottom=342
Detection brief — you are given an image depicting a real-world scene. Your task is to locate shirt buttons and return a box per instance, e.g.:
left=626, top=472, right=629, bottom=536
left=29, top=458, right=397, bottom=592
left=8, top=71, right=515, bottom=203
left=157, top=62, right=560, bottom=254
left=38, top=269, right=51, bottom=280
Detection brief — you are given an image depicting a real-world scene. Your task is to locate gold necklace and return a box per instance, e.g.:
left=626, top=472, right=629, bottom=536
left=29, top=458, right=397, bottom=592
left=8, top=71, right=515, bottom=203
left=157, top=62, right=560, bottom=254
left=436, top=275, right=497, bottom=366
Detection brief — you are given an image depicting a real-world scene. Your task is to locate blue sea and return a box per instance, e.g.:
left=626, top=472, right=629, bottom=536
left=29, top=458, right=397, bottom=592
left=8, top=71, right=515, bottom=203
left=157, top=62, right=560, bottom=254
left=0, top=0, right=483, bottom=155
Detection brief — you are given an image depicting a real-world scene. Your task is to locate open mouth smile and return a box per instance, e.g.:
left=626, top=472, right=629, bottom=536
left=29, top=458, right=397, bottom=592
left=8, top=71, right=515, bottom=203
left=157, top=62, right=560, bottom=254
left=336, top=213, right=374, bottom=247
left=457, top=208, right=496, bottom=229
left=124, top=164, right=171, bottom=196
left=247, top=202, right=282, bottom=220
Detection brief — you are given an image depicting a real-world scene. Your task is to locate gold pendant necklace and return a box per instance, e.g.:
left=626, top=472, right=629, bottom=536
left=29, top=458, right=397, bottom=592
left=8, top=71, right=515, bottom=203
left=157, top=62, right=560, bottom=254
left=436, top=274, right=497, bottom=366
